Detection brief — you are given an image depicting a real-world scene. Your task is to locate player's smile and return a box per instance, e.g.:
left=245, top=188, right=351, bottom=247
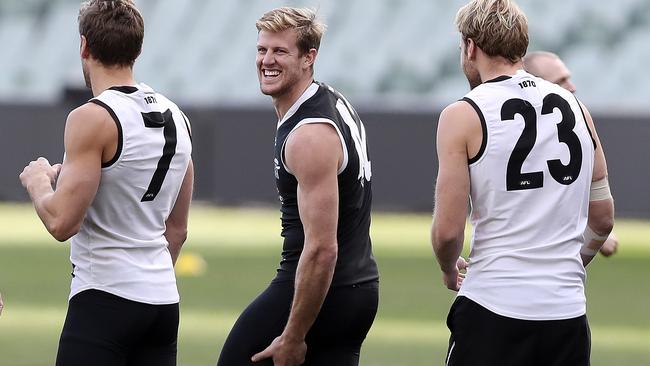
left=262, top=68, right=281, bottom=81
left=259, top=66, right=285, bottom=94
left=264, top=69, right=280, bottom=77
left=256, top=28, right=308, bottom=99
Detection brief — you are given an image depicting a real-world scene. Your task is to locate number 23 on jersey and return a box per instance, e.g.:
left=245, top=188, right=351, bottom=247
left=501, top=93, right=583, bottom=191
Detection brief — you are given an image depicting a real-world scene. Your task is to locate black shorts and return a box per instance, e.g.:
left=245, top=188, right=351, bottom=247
left=445, top=296, right=590, bottom=366
left=217, top=280, right=379, bottom=366
left=56, top=289, right=179, bottom=366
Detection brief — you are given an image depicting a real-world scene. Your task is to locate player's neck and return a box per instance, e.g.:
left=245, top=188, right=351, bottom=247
left=479, top=59, right=523, bottom=83
left=273, top=76, right=314, bottom=120
left=89, top=65, right=137, bottom=97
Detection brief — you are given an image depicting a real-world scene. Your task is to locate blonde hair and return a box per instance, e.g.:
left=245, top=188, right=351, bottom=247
left=256, top=7, right=326, bottom=55
left=455, top=0, right=528, bottom=63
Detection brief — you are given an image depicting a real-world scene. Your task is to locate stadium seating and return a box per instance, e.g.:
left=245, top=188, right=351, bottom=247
left=1, top=0, right=648, bottom=112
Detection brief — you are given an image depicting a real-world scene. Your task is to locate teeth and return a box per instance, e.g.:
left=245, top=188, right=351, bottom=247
left=265, top=70, right=280, bottom=77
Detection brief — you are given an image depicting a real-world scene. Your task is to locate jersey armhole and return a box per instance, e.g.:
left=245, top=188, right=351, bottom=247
left=89, top=99, right=123, bottom=168
left=281, top=118, right=349, bottom=176
left=461, top=97, right=488, bottom=165
left=180, top=111, right=192, bottom=143
left=573, top=95, right=597, bottom=150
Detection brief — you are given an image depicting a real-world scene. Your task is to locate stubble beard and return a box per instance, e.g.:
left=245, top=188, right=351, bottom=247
left=463, top=61, right=482, bottom=90
left=260, top=70, right=297, bottom=99
left=82, top=62, right=92, bottom=89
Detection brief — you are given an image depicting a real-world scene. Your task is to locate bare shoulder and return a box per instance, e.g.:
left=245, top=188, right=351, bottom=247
left=64, top=102, right=116, bottom=150
left=441, top=99, right=479, bottom=121
left=66, top=102, right=111, bottom=128
left=575, top=98, right=608, bottom=179
left=576, top=98, right=595, bottom=128
left=285, top=123, right=341, bottom=176
left=441, top=100, right=476, bottom=116
left=288, top=122, right=339, bottom=148
left=437, top=100, right=480, bottom=140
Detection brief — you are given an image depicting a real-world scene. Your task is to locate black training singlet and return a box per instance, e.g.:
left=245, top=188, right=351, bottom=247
left=272, top=81, right=379, bottom=287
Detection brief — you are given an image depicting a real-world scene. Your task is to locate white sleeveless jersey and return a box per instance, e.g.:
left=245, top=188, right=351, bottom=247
left=457, top=70, right=596, bottom=320
left=69, top=83, right=192, bottom=305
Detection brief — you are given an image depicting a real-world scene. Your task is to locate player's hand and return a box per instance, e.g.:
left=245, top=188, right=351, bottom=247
left=599, top=233, right=619, bottom=257
left=0, top=292, right=4, bottom=316
left=443, top=257, right=468, bottom=292
left=19, top=157, right=62, bottom=189
left=456, top=256, right=468, bottom=282
left=251, top=333, right=307, bottom=366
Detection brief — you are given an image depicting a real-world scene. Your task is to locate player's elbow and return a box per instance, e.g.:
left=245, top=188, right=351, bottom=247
left=47, top=219, right=80, bottom=242
left=311, top=242, right=338, bottom=268
left=431, top=225, right=463, bottom=252
left=165, top=226, right=188, bottom=248
left=590, top=214, right=614, bottom=237
left=588, top=199, right=615, bottom=236
left=177, top=229, right=188, bottom=246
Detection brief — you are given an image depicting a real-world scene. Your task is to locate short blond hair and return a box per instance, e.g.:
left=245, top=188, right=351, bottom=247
left=455, top=0, right=528, bottom=63
left=256, top=7, right=326, bottom=55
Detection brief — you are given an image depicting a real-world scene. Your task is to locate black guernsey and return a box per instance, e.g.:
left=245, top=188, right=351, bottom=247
left=273, top=81, right=379, bottom=286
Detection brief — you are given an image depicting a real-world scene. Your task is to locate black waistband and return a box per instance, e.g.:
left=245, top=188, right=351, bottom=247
left=349, top=280, right=379, bottom=289
left=270, top=278, right=379, bottom=289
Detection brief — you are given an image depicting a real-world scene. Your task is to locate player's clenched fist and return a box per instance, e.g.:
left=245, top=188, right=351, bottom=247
left=19, top=157, right=62, bottom=189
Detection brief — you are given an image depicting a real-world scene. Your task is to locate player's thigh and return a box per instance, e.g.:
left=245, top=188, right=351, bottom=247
left=307, top=283, right=379, bottom=350
left=56, top=289, right=147, bottom=366
left=216, top=282, right=293, bottom=366
left=445, top=296, right=535, bottom=366
left=128, top=303, right=179, bottom=366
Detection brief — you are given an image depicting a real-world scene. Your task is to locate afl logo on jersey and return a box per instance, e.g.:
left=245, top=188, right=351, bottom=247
left=274, top=158, right=281, bottom=180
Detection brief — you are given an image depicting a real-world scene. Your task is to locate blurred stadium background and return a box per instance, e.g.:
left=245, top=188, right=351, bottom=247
left=2, top=0, right=650, bottom=108
left=1, top=0, right=649, bottom=365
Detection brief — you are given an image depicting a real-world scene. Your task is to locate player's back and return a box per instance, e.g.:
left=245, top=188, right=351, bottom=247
left=458, top=70, right=595, bottom=320
left=69, top=84, right=192, bottom=305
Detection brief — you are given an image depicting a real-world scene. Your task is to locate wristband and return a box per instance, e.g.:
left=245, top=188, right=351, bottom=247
left=584, top=225, right=608, bottom=243
left=590, top=177, right=612, bottom=201
left=580, top=246, right=598, bottom=257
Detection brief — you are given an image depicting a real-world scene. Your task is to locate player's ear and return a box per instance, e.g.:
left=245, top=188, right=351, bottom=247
left=80, top=35, right=90, bottom=60
left=303, top=48, right=317, bottom=70
left=466, top=38, right=478, bottom=61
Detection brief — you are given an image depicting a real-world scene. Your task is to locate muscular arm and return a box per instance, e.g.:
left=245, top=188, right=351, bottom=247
left=580, top=101, right=614, bottom=266
left=283, top=123, right=340, bottom=339
left=252, top=123, right=342, bottom=365
left=431, top=102, right=477, bottom=291
left=20, top=103, right=115, bottom=241
left=166, top=160, right=194, bottom=265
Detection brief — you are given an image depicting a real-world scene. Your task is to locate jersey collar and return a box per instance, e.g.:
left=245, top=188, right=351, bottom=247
left=484, top=75, right=512, bottom=83
left=107, top=83, right=154, bottom=95
left=277, top=82, right=319, bottom=130
left=108, top=85, right=139, bottom=94
left=484, top=69, right=529, bottom=84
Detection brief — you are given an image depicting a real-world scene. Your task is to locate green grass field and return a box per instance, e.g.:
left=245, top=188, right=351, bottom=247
left=1, top=203, right=649, bottom=365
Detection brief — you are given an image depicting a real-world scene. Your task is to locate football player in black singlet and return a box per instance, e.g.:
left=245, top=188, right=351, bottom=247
left=217, top=7, right=379, bottom=366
